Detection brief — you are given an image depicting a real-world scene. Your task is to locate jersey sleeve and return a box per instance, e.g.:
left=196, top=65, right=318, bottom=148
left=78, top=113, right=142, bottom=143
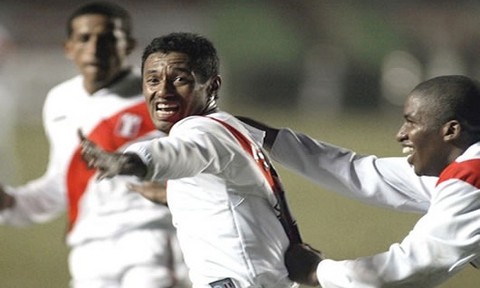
left=126, top=116, right=255, bottom=182
left=0, top=175, right=66, bottom=226
left=316, top=171, right=480, bottom=287
left=270, top=128, right=435, bottom=212
left=0, top=90, right=66, bottom=226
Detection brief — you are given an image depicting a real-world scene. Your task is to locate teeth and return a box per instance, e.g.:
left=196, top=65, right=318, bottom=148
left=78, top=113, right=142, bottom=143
left=156, top=103, right=177, bottom=111
left=402, top=147, right=413, bottom=154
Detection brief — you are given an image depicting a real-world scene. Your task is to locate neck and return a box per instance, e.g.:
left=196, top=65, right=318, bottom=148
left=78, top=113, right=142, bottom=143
left=202, top=98, right=219, bottom=115
left=84, top=69, right=131, bottom=95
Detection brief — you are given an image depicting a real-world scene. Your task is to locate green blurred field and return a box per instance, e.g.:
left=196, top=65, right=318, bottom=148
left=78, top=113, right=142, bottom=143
left=1, top=107, right=479, bottom=287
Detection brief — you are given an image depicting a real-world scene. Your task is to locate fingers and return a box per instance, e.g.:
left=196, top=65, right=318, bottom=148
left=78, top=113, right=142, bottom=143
left=77, top=130, right=114, bottom=178
left=96, top=170, right=112, bottom=181
left=77, top=130, right=146, bottom=179
left=285, top=243, right=322, bottom=286
left=77, top=128, right=86, bottom=141
left=77, top=131, right=107, bottom=169
left=127, top=181, right=168, bottom=204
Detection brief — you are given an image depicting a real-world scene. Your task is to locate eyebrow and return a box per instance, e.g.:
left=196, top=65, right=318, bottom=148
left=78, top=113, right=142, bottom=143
left=145, top=66, right=191, bottom=74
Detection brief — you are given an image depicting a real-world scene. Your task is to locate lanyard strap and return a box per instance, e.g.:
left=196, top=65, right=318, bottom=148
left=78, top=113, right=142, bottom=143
left=208, top=117, right=302, bottom=244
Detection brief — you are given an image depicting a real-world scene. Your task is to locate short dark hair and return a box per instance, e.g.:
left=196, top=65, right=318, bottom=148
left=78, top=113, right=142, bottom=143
left=66, top=1, right=133, bottom=39
left=413, top=75, right=480, bottom=132
left=141, top=32, right=220, bottom=83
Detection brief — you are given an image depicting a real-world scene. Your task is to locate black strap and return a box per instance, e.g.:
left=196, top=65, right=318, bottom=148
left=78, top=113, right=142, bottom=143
left=209, top=117, right=302, bottom=244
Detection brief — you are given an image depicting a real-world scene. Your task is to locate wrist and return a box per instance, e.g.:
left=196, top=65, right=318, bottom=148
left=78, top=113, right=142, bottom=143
left=122, top=153, right=148, bottom=179
left=0, top=190, right=15, bottom=210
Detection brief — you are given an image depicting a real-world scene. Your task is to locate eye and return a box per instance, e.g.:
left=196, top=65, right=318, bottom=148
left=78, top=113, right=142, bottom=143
left=78, top=34, right=90, bottom=43
left=172, top=75, right=192, bottom=86
left=98, top=34, right=117, bottom=45
left=145, top=76, right=160, bottom=86
left=173, top=76, right=187, bottom=84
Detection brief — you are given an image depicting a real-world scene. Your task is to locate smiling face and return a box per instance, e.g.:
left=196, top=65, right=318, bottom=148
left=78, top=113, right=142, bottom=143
left=64, top=14, right=133, bottom=94
left=396, top=93, right=453, bottom=176
left=142, top=51, right=220, bottom=133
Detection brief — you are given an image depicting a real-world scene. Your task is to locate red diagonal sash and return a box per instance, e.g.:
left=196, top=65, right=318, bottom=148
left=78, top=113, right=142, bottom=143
left=208, top=117, right=302, bottom=244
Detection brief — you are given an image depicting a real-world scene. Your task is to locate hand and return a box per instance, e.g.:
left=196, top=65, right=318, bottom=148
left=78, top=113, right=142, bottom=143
left=235, top=116, right=279, bottom=151
left=78, top=130, right=147, bottom=180
left=0, top=185, right=15, bottom=210
left=285, top=243, right=323, bottom=286
left=127, top=181, right=168, bottom=205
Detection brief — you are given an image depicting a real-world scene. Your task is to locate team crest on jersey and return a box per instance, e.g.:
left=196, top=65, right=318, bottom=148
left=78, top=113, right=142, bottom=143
left=209, top=278, right=236, bottom=288
left=115, top=113, right=143, bottom=138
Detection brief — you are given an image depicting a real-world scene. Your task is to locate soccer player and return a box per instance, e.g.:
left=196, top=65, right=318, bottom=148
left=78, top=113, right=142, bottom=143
left=79, top=32, right=301, bottom=288
left=240, top=75, right=480, bottom=287
left=0, top=2, right=188, bottom=287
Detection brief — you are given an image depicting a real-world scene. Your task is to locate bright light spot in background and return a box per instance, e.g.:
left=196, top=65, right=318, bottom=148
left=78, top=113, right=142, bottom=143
left=381, top=50, right=422, bottom=106
left=426, top=47, right=467, bottom=79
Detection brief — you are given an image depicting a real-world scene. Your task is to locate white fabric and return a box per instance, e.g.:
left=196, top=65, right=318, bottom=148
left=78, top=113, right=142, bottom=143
left=127, top=112, right=297, bottom=288
left=69, top=228, right=181, bottom=288
left=271, top=129, right=480, bottom=287
left=0, top=69, right=188, bottom=287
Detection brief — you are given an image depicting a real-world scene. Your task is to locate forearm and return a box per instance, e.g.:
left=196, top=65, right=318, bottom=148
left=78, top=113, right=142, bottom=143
left=270, top=129, right=433, bottom=211
left=317, top=184, right=480, bottom=288
left=127, top=131, right=234, bottom=182
left=0, top=176, right=66, bottom=226
left=317, top=243, right=457, bottom=288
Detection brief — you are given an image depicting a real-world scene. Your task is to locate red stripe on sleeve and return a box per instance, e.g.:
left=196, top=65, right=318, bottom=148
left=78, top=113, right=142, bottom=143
left=437, top=159, right=480, bottom=189
left=66, top=102, right=155, bottom=231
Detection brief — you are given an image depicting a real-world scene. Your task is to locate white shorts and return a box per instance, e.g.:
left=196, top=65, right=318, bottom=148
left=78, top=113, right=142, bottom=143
left=69, top=228, right=190, bottom=288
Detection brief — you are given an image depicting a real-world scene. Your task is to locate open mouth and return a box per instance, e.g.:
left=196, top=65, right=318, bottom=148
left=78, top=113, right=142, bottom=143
left=154, top=102, right=179, bottom=118
left=402, top=146, right=414, bottom=164
left=402, top=146, right=413, bottom=155
left=156, top=102, right=178, bottom=112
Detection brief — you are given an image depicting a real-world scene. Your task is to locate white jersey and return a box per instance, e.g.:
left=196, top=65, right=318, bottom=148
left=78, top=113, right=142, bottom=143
left=127, top=112, right=297, bottom=288
left=271, top=129, right=480, bottom=287
left=0, top=70, right=190, bottom=288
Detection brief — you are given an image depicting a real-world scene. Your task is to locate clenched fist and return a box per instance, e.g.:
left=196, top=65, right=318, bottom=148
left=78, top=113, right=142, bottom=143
left=285, top=243, right=323, bottom=286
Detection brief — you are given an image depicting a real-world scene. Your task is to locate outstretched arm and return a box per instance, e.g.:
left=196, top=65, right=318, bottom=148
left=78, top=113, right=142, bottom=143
left=78, top=130, right=147, bottom=180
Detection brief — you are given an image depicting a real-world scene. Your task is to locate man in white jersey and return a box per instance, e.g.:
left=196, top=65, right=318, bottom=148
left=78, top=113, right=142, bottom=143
left=0, top=2, right=188, bottom=287
left=79, top=32, right=301, bottom=288
left=239, top=75, right=480, bottom=287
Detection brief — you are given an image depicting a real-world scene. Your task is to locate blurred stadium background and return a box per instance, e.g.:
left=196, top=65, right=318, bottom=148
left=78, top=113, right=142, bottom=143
left=1, top=0, right=480, bottom=287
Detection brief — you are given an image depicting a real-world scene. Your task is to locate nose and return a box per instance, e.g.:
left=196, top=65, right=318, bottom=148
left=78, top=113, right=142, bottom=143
left=147, top=78, right=174, bottom=101
left=153, top=80, right=168, bottom=98
left=84, top=37, right=99, bottom=54
left=86, top=37, right=110, bottom=58
left=395, top=125, right=407, bottom=142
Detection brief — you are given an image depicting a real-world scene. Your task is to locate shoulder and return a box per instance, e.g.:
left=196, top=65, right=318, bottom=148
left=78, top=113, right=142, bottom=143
left=173, top=112, right=231, bottom=130
left=438, top=144, right=480, bottom=189
left=47, top=75, right=83, bottom=98
left=169, top=112, right=242, bottom=139
left=108, top=68, right=143, bottom=99
left=43, top=75, right=83, bottom=111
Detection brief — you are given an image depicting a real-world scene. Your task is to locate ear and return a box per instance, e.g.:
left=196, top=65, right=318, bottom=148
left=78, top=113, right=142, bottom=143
left=207, top=75, right=222, bottom=98
left=63, top=40, right=74, bottom=60
left=442, top=120, right=461, bottom=141
left=126, top=38, right=137, bottom=55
